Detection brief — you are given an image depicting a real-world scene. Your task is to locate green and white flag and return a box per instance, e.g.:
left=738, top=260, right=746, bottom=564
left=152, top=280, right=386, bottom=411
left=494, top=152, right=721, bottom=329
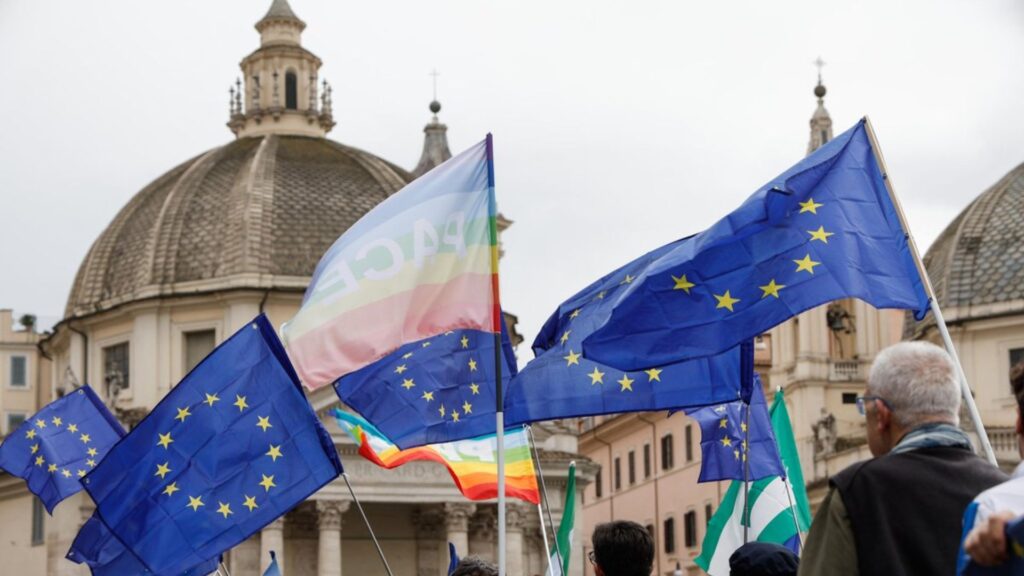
left=547, top=461, right=576, bottom=576
left=696, top=389, right=811, bottom=575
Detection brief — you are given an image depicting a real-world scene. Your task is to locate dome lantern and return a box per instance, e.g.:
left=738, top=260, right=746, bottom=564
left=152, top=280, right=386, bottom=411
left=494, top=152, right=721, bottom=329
left=807, top=56, right=833, bottom=154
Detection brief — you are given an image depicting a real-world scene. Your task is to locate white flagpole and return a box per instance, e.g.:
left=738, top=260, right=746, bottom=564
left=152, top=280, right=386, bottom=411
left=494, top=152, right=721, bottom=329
left=486, top=133, right=507, bottom=576
left=863, top=116, right=997, bottom=465
left=537, top=503, right=553, bottom=574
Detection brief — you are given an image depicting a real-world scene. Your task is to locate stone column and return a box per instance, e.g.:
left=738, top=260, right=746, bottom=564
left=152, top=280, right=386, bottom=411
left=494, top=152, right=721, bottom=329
left=506, top=503, right=527, bottom=576
left=229, top=534, right=262, bottom=576
left=261, top=517, right=286, bottom=574
left=412, top=505, right=445, bottom=576
left=443, top=502, right=476, bottom=560
left=317, top=500, right=349, bottom=576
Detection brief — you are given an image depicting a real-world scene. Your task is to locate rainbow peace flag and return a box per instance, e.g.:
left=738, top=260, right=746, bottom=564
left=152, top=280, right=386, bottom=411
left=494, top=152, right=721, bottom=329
left=284, top=137, right=501, bottom=389
left=334, top=409, right=540, bottom=504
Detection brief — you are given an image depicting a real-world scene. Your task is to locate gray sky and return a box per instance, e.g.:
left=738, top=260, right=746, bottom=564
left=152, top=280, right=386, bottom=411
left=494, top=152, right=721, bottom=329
left=1, top=0, right=1022, bottom=347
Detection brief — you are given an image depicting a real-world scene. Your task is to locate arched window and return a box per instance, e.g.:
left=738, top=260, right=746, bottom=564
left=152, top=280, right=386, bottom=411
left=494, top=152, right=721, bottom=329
left=285, top=72, right=298, bottom=110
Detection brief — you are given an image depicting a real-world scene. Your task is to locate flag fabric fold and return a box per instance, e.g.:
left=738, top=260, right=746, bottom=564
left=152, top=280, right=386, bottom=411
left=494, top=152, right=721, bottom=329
left=69, top=314, right=343, bottom=575
left=335, top=409, right=539, bottom=504
left=67, top=513, right=219, bottom=576
left=683, top=377, right=783, bottom=483
left=0, top=384, right=124, bottom=513
left=696, top=389, right=811, bottom=575
left=582, top=120, right=930, bottom=371
left=283, top=137, right=500, bottom=390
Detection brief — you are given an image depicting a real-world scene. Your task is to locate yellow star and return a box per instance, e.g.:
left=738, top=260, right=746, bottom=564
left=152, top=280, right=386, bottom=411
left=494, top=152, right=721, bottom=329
left=80, top=433, right=91, bottom=444
left=204, top=393, right=220, bottom=407
left=25, top=429, right=36, bottom=440
left=588, top=368, right=605, bottom=385
left=217, top=501, right=233, bottom=519
left=741, top=421, right=748, bottom=433
left=421, top=391, right=434, bottom=402
left=266, top=444, right=283, bottom=462
left=256, top=416, right=272, bottom=432
left=759, top=279, right=786, bottom=299
left=621, top=274, right=635, bottom=285
left=51, top=417, right=63, bottom=427
left=460, top=335, right=470, bottom=349
left=34, top=456, right=45, bottom=467
left=87, top=447, right=98, bottom=457
left=462, top=401, right=473, bottom=414
left=87, top=459, right=96, bottom=467
left=233, top=395, right=249, bottom=411
left=468, top=359, right=478, bottom=372
left=1014, top=539, right=1024, bottom=558
left=66, top=423, right=78, bottom=434
left=672, top=274, right=696, bottom=294
left=35, top=419, right=46, bottom=429
left=61, top=469, right=71, bottom=478
left=799, top=198, right=823, bottom=214
left=721, top=436, right=733, bottom=448
left=645, top=368, right=662, bottom=382
left=155, top=462, right=172, bottom=479
left=714, top=291, right=740, bottom=312
left=596, top=290, right=607, bottom=300
left=793, top=254, right=821, bottom=274
left=395, top=364, right=408, bottom=374
left=243, top=495, right=258, bottom=512
left=452, top=412, right=460, bottom=423
left=734, top=449, right=741, bottom=460
left=402, top=352, right=414, bottom=359
left=569, top=309, right=581, bottom=319
left=259, top=474, right=276, bottom=492
left=162, top=482, right=180, bottom=497
left=469, top=383, right=480, bottom=395
left=187, top=495, right=205, bottom=512
left=560, top=330, right=572, bottom=345
left=422, top=341, right=432, bottom=348
left=719, top=418, right=728, bottom=429
left=401, top=378, right=415, bottom=390
left=618, top=374, right=635, bottom=392
left=563, top=349, right=581, bottom=366
left=438, top=404, right=446, bottom=417
left=47, top=464, right=57, bottom=473
left=175, top=407, right=192, bottom=422
left=157, top=432, right=174, bottom=449
left=30, top=443, right=39, bottom=454
left=77, top=470, right=86, bottom=478
left=808, top=225, right=834, bottom=243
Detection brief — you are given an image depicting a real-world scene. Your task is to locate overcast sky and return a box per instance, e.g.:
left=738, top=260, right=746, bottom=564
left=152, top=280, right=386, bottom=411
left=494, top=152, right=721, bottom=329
left=1, top=0, right=1022, bottom=346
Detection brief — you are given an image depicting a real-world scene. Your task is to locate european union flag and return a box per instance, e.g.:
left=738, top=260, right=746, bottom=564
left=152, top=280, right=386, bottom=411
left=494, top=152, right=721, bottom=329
left=582, top=120, right=930, bottom=371
left=0, top=384, right=124, bottom=512
left=69, top=314, right=343, bottom=575
left=683, top=376, right=783, bottom=482
left=67, top=513, right=219, bottom=576
left=336, top=317, right=517, bottom=449
left=504, top=238, right=747, bottom=426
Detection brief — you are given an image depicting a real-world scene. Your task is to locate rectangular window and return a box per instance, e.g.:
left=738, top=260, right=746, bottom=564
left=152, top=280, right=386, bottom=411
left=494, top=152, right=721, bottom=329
left=661, top=434, right=674, bottom=470
left=664, top=517, right=676, bottom=554
left=628, top=450, right=636, bottom=485
left=184, top=330, right=216, bottom=373
left=1011, top=348, right=1024, bottom=370
left=595, top=469, right=603, bottom=498
left=6, top=413, right=27, bottom=435
left=31, top=498, right=44, bottom=546
left=684, top=511, right=698, bottom=548
left=842, top=392, right=858, bottom=404
left=705, top=504, right=713, bottom=526
left=103, top=342, right=130, bottom=394
left=685, top=425, right=694, bottom=462
left=614, top=457, right=622, bottom=491
left=643, top=444, right=652, bottom=479
left=10, top=356, right=27, bottom=388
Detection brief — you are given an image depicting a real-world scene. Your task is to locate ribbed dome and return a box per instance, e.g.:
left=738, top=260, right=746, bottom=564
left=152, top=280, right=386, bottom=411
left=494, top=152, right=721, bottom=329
left=66, top=135, right=410, bottom=318
left=910, top=161, right=1024, bottom=334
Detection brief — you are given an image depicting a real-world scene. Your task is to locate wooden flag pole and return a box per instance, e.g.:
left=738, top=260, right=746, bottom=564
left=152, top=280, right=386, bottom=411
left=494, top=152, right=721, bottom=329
left=862, top=116, right=997, bottom=465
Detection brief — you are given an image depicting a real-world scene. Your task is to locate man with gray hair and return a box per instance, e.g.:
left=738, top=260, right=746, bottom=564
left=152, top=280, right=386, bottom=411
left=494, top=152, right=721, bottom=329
left=798, top=341, right=1007, bottom=576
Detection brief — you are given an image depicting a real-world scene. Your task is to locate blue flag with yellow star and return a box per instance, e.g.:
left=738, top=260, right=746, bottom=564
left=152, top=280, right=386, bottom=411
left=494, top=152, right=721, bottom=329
left=68, top=314, right=343, bottom=575
left=683, top=376, right=783, bottom=482
left=67, top=513, right=219, bottom=576
left=335, top=315, right=517, bottom=450
left=504, top=238, right=748, bottom=426
left=582, top=120, right=931, bottom=371
left=0, top=384, right=124, bottom=513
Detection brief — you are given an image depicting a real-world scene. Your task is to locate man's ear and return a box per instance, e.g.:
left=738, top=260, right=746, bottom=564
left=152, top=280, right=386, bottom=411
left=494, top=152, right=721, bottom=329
left=875, top=400, right=894, bottom=431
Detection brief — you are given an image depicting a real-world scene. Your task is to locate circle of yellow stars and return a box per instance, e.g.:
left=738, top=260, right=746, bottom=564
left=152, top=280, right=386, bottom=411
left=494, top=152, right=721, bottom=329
left=396, top=333, right=482, bottom=425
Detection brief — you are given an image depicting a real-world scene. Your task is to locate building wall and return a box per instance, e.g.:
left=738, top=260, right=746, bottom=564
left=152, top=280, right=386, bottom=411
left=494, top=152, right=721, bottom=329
left=0, top=486, right=48, bottom=575
left=0, top=309, right=49, bottom=435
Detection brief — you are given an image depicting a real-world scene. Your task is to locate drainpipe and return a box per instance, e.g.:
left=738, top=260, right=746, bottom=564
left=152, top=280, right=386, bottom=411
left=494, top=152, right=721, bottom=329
left=592, top=426, right=614, bottom=520
left=67, top=323, right=88, bottom=388
left=258, top=289, right=271, bottom=314
left=639, top=413, right=662, bottom=571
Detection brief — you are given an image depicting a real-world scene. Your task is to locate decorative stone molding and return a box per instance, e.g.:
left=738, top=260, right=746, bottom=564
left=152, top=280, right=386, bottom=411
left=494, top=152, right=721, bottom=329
left=316, top=500, right=349, bottom=530
left=506, top=502, right=528, bottom=533
left=443, top=502, right=477, bottom=532
left=411, top=505, right=445, bottom=539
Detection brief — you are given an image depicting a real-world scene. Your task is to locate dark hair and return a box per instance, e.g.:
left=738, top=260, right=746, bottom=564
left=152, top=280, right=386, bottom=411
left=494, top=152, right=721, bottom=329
left=592, top=520, right=654, bottom=576
left=451, top=556, right=498, bottom=576
left=1011, top=361, right=1024, bottom=414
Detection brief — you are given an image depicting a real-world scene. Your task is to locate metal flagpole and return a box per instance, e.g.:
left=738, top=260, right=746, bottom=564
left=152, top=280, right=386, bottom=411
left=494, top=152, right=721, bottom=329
left=862, top=116, right=997, bottom=465
left=217, top=562, right=231, bottom=576
left=537, top=503, right=554, bottom=574
left=742, top=400, right=751, bottom=544
left=526, top=425, right=566, bottom=572
left=342, top=473, right=395, bottom=576
left=780, top=476, right=805, bottom=550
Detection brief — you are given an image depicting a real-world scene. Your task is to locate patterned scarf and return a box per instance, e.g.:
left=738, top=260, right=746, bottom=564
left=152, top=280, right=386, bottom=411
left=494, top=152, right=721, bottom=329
left=891, top=422, right=974, bottom=455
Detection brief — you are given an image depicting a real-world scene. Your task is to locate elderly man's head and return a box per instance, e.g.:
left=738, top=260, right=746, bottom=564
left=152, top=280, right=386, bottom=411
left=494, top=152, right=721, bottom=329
left=863, top=341, right=961, bottom=456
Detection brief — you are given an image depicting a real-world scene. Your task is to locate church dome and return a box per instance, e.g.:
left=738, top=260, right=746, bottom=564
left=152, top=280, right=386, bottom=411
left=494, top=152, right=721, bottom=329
left=909, top=161, right=1024, bottom=335
left=65, top=135, right=410, bottom=318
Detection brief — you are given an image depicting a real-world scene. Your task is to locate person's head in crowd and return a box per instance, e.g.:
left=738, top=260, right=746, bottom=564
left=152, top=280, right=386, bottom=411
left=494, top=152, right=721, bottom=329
left=862, top=341, right=961, bottom=456
left=729, top=542, right=799, bottom=576
left=1011, top=361, right=1024, bottom=457
left=451, top=556, right=498, bottom=576
left=589, top=520, right=654, bottom=576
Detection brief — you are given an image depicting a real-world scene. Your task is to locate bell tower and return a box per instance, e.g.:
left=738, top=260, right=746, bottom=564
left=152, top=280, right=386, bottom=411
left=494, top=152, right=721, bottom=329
left=227, top=0, right=335, bottom=138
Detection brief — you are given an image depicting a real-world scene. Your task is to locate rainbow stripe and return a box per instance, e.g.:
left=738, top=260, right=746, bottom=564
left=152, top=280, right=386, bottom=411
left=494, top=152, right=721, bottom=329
left=284, top=139, right=499, bottom=389
left=335, top=409, right=539, bottom=504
